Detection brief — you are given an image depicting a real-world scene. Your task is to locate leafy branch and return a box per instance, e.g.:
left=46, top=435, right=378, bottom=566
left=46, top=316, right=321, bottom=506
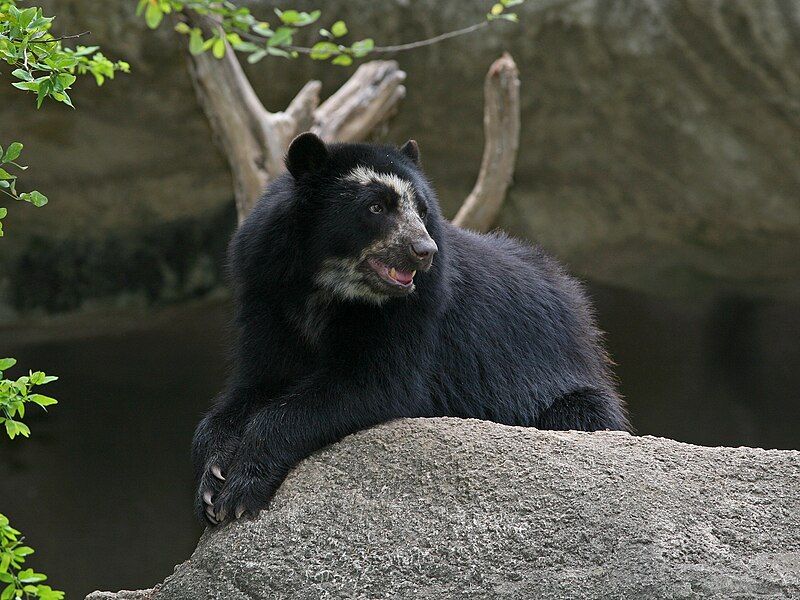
left=0, top=514, right=63, bottom=600
left=0, top=143, right=47, bottom=237
left=1, top=0, right=130, bottom=108
left=1, top=1, right=128, bottom=235
left=0, top=358, right=58, bottom=440
left=0, top=358, right=61, bottom=599
left=139, top=0, right=524, bottom=66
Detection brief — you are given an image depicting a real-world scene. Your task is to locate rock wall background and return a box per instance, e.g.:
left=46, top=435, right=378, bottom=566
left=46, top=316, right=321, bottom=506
left=2, top=0, right=800, bottom=323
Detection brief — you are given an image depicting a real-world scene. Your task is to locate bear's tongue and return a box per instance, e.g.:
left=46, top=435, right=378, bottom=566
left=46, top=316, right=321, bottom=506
left=388, top=267, right=414, bottom=285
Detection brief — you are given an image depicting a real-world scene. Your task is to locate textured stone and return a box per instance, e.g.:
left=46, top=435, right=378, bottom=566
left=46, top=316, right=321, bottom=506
left=87, top=417, right=800, bottom=600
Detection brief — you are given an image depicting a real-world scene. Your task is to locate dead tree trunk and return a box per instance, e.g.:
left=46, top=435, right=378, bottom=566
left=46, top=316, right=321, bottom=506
left=452, top=53, right=520, bottom=231
left=182, top=12, right=520, bottom=229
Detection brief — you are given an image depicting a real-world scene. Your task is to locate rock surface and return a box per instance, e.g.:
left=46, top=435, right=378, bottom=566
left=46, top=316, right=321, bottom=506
left=87, top=417, right=800, bottom=600
left=3, top=0, right=800, bottom=322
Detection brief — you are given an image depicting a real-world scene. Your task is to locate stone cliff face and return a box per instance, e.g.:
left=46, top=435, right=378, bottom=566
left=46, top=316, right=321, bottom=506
left=87, top=418, right=800, bottom=600
left=3, top=0, right=800, bottom=321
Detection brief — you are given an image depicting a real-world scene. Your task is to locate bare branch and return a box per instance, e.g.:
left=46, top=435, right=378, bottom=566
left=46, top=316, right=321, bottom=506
left=28, top=31, right=91, bottom=43
left=453, top=53, right=521, bottom=232
left=238, top=20, right=492, bottom=57
left=371, top=22, right=490, bottom=53
left=185, top=36, right=273, bottom=220
left=312, top=61, right=406, bottom=143
left=285, top=81, right=322, bottom=134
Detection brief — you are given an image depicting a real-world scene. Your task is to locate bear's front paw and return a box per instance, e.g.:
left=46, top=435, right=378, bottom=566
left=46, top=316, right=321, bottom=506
left=196, top=459, right=231, bottom=525
left=207, top=460, right=283, bottom=525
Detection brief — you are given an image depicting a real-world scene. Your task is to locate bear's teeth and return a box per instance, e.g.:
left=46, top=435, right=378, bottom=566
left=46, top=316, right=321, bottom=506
left=389, top=267, right=397, bottom=280
left=411, top=270, right=416, bottom=277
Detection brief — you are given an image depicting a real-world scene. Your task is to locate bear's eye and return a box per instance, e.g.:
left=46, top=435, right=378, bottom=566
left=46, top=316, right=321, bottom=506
left=369, top=203, right=383, bottom=214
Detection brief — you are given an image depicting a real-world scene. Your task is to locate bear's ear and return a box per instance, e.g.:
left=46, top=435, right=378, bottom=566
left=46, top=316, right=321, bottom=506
left=286, top=132, right=328, bottom=179
left=400, top=139, right=420, bottom=165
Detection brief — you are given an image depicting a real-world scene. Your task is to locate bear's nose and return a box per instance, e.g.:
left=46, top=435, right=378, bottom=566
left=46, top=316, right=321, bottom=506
left=410, top=239, right=438, bottom=262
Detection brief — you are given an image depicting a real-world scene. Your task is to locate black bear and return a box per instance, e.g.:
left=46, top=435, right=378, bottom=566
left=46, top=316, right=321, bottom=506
left=194, top=132, right=628, bottom=524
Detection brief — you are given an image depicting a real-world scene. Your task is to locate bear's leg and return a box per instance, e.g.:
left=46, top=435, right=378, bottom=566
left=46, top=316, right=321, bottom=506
left=192, top=388, right=261, bottom=524
left=208, top=376, right=399, bottom=523
left=536, top=388, right=629, bottom=432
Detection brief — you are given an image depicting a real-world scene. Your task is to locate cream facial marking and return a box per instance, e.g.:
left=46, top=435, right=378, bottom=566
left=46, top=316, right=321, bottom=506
left=345, top=165, right=415, bottom=200
left=311, top=165, right=434, bottom=304
left=344, top=165, right=427, bottom=244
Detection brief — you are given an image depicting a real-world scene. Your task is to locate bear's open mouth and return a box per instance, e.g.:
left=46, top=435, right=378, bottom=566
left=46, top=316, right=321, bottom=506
left=367, top=258, right=416, bottom=288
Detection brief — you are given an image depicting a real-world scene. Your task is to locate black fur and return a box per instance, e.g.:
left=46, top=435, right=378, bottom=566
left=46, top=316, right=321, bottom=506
left=193, top=134, right=628, bottom=524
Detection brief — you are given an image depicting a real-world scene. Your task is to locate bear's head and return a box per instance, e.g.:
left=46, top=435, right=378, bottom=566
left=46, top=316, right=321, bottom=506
left=285, top=132, right=443, bottom=304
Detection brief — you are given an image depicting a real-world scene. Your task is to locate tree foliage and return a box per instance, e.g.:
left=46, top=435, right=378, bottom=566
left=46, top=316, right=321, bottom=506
left=139, top=0, right=524, bottom=66
left=0, top=143, right=46, bottom=237
left=1, top=0, right=129, bottom=236
left=1, top=0, right=129, bottom=108
left=0, top=358, right=58, bottom=441
left=0, top=514, right=62, bottom=600
left=0, top=358, right=61, bottom=600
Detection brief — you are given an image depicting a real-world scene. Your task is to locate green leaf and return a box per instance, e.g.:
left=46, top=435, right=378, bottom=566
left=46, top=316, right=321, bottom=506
left=252, top=22, right=271, bottom=37
left=11, top=70, right=32, bottom=82
left=1, top=583, right=14, bottom=600
left=17, top=7, right=37, bottom=30
left=19, top=191, right=48, bottom=207
left=5, top=419, right=19, bottom=439
left=331, top=21, right=348, bottom=38
left=298, top=10, right=321, bottom=26
left=174, top=22, right=191, bottom=34
left=11, top=81, right=40, bottom=92
left=331, top=54, right=353, bottom=66
left=268, top=27, right=293, bottom=47
left=310, top=41, right=339, bottom=60
left=0, top=208, right=7, bottom=219
left=275, top=9, right=300, bottom=25
left=29, top=394, right=58, bottom=408
left=247, top=50, right=267, bottom=64
left=189, top=29, right=205, bottom=55
left=57, top=74, right=77, bottom=89
left=2, top=142, right=23, bottom=163
left=0, top=359, right=16, bottom=371
left=212, top=38, right=226, bottom=59
left=350, top=38, right=374, bottom=58
left=0, top=169, right=16, bottom=181
left=13, top=546, right=34, bottom=558
left=145, top=4, right=164, bottom=29
left=275, top=9, right=319, bottom=27
left=17, top=568, right=45, bottom=583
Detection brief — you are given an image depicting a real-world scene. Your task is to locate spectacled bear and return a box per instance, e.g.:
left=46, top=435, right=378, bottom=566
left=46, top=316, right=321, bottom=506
left=194, top=132, right=629, bottom=524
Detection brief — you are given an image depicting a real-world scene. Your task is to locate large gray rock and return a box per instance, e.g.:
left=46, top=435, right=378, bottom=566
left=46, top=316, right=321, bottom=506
left=3, top=0, right=800, bottom=322
left=87, top=418, right=800, bottom=599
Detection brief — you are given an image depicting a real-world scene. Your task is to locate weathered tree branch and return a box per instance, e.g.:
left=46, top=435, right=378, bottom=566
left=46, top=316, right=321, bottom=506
left=182, top=8, right=516, bottom=230
left=312, top=61, right=406, bottom=143
left=453, top=53, right=521, bottom=232
left=181, top=11, right=406, bottom=222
